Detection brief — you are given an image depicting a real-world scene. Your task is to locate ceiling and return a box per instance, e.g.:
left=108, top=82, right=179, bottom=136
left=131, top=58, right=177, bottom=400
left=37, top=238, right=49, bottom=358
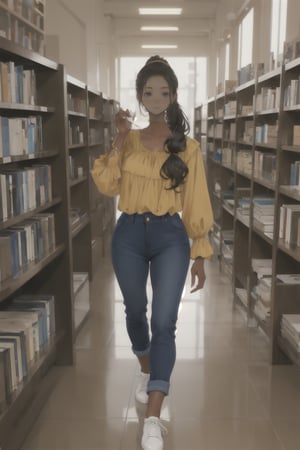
left=101, top=0, right=244, bottom=55
left=103, top=1, right=221, bottom=20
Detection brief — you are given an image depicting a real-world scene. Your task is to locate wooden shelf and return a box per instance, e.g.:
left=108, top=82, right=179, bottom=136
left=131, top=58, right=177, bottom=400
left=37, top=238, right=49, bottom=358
left=0, top=244, right=65, bottom=302
left=0, top=35, right=117, bottom=450
left=195, top=61, right=300, bottom=366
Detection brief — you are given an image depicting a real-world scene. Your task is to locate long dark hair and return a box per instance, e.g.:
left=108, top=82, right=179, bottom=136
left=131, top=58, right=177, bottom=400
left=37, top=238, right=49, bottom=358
left=136, top=55, right=190, bottom=190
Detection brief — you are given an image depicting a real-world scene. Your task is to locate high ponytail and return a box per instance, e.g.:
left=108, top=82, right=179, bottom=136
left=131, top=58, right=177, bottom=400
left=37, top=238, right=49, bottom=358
left=136, top=55, right=190, bottom=190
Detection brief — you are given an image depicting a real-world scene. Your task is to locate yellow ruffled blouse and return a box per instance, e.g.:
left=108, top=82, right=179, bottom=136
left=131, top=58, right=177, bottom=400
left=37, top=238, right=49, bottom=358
left=91, top=130, right=213, bottom=259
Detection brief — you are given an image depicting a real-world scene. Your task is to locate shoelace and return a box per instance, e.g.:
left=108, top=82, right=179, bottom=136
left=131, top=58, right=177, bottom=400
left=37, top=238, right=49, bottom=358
left=145, top=418, right=168, bottom=437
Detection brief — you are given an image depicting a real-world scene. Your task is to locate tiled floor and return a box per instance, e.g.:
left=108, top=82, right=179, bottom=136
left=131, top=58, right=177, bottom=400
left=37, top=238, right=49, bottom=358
left=21, top=257, right=300, bottom=449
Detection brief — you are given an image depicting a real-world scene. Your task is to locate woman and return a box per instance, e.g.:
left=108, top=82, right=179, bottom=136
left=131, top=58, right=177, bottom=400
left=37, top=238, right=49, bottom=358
left=91, top=55, right=213, bottom=450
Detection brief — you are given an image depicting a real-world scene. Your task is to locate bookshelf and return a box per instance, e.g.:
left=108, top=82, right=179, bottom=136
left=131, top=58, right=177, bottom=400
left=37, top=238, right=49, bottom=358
left=0, top=0, right=45, bottom=55
left=88, top=91, right=118, bottom=267
left=65, top=74, right=92, bottom=334
left=195, top=60, right=300, bottom=366
left=0, top=36, right=73, bottom=450
left=0, top=36, right=117, bottom=449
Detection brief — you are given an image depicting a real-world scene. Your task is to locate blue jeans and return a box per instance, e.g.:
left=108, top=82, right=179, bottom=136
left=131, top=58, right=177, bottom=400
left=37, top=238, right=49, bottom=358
left=111, top=212, right=190, bottom=395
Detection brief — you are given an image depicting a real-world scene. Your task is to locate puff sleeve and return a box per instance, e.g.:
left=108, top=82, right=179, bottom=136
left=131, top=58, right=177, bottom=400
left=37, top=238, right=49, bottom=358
left=90, top=150, right=122, bottom=197
left=181, top=142, right=214, bottom=259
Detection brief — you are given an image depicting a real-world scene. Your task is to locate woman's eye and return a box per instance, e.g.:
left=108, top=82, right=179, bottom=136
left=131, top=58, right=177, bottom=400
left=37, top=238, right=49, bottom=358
left=144, top=92, right=152, bottom=97
left=162, top=92, right=170, bottom=97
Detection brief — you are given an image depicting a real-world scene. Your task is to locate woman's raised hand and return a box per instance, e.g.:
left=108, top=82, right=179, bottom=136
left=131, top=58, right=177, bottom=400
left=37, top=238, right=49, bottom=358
left=115, top=108, right=132, bottom=135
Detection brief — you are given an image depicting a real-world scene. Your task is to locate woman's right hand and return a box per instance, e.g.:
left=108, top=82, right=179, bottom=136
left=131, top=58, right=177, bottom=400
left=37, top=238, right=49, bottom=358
left=115, top=108, right=131, bottom=135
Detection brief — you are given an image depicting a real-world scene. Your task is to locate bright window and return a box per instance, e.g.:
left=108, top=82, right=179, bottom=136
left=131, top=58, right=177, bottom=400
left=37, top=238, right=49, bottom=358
left=225, top=42, right=230, bottom=80
left=238, top=8, right=254, bottom=69
left=270, top=0, right=287, bottom=61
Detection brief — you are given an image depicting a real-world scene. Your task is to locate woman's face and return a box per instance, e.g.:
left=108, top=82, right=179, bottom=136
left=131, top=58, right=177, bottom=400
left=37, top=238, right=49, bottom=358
left=141, top=75, right=173, bottom=115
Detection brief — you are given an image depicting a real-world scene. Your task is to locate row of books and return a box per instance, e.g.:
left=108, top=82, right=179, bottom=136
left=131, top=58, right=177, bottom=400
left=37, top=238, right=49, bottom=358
left=69, top=155, right=84, bottom=180
left=255, top=123, right=278, bottom=146
left=0, top=11, right=44, bottom=54
left=67, top=94, right=86, bottom=115
left=224, top=122, right=236, bottom=141
left=0, top=293, right=55, bottom=412
left=253, top=150, right=276, bottom=184
left=279, top=203, right=300, bottom=246
left=208, top=123, right=222, bottom=139
left=252, top=259, right=272, bottom=324
left=0, top=115, right=43, bottom=161
left=240, top=104, right=253, bottom=116
left=89, top=127, right=102, bottom=145
left=0, top=60, right=36, bottom=104
left=256, top=87, right=280, bottom=112
left=0, top=164, right=52, bottom=221
left=4, top=0, right=44, bottom=28
left=240, top=120, right=254, bottom=144
left=222, top=147, right=233, bottom=166
left=283, top=78, right=300, bottom=108
left=236, top=149, right=251, bottom=175
left=293, top=126, right=300, bottom=146
left=237, top=62, right=265, bottom=86
left=253, top=196, right=275, bottom=236
left=68, top=121, right=85, bottom=146
left=224, top=100, right=237, bottom=116
left=0, top=212, right=55, bottom=282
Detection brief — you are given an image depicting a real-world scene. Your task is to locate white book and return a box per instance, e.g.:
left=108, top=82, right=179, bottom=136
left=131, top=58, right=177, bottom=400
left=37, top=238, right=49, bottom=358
left=0, top=319, right=34, bottom=362
left=284, top=205, right=300, bottom=244
left=0, top=334, right=22, bottom=383
left=277, top=274, right=300, bottom=284
left=0, top=342, right=17, bottom=389
left=0, top=311, right=39, bottom=353
left=282, top=314, right=300, bottom=334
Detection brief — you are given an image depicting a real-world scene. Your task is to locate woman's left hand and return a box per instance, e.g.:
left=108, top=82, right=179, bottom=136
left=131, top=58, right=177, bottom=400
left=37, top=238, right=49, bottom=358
left=190, top=258, right=206, bottom=293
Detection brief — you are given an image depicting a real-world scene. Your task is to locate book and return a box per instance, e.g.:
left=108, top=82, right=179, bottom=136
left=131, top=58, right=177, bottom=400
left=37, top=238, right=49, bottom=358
left=0, top=341, right=17, bottom=390
left=14, top=294, right=55, bottom=338
left=0, top=320, right=33, bottom=365
left=277, top=274, right=300, bottom=284
left=283, top=204, right=300, bottom=244
left=0, top=347, right=10, bottom=411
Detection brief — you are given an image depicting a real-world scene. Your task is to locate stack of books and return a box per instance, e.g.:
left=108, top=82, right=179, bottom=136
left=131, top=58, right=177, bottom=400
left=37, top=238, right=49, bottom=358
left=253, top=196, right=275, bottom=237
left=251, top=259, right=272, bottom=324
left=0, top=294, right=55, bottom=412
left=236, top=197, right=251, bottom=226
left=281, top=314, right=300, bottom=352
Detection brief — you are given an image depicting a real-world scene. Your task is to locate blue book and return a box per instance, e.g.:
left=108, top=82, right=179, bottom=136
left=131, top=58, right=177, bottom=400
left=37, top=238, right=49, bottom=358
left=0, top=230, right=20, bottom=275
left=15, top=294, right=55, bottom=338
left=15, top=65, right=23, bottom=104
left=1, top=117, right=10, bottom=158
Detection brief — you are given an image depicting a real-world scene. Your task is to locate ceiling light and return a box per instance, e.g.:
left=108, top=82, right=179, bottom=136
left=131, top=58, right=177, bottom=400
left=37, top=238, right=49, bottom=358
left=139, top=8, right=182, bottom=15
left=141, top=44, right=178, bottom=49
left=141, top=26, right=179, bottom=31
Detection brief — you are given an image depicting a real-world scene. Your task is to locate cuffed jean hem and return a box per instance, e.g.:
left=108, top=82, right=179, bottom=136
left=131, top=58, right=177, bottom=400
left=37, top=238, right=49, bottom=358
left=132, top=346, right=150, bottom=357
left=147, top=380, right=170, bottom=396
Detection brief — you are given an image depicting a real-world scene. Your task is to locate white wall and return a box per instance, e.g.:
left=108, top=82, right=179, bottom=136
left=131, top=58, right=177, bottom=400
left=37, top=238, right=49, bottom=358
left=44, top=0, right=300, bottom=100
left=45, top=0, right=113, bottom=94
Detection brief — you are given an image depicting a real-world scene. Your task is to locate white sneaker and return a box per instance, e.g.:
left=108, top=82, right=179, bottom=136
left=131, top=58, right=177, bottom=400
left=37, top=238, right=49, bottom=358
left=141, top=416, right=167, bottom=450
left=135, top=372, right=150, bottom=404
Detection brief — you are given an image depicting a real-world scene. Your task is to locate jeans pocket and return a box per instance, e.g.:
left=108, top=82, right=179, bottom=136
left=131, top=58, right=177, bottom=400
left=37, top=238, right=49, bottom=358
left=168, top=214, right=185, bottom=231
left=115, top=213, right=128, bottom=228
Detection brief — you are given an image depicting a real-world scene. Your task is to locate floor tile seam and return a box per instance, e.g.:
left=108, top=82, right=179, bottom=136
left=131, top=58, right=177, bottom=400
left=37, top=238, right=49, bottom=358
left=246, top=367, right=281, bottom=426
left=117, top=365, right=140, bottom=450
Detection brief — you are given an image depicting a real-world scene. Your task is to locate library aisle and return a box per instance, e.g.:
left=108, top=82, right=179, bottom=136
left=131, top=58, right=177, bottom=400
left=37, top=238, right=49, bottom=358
left=20, top=256, right=300, bottom=450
